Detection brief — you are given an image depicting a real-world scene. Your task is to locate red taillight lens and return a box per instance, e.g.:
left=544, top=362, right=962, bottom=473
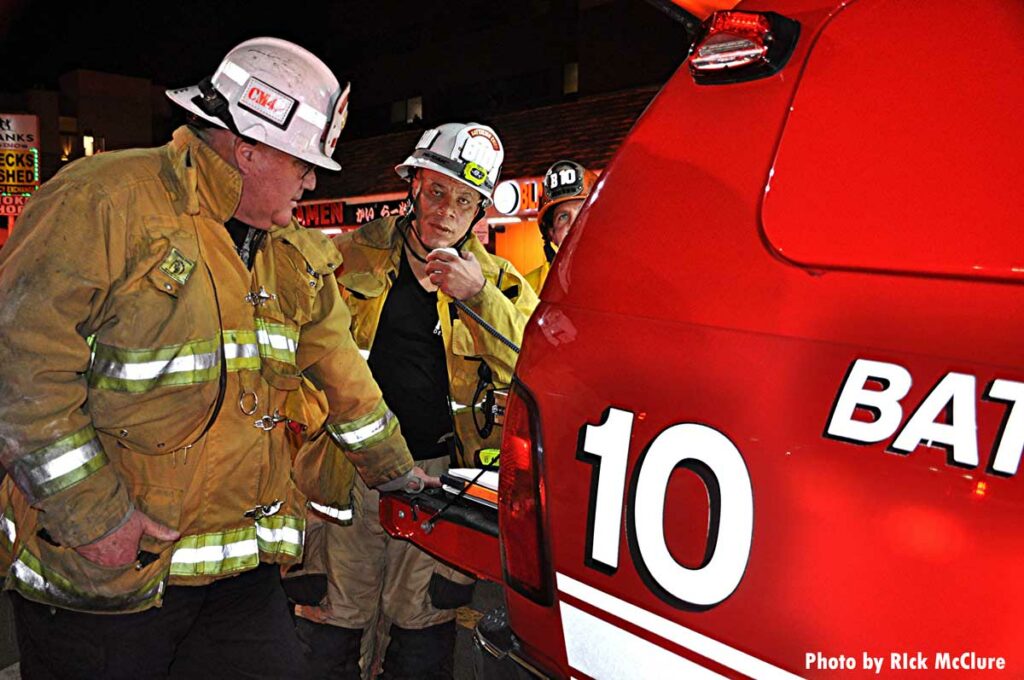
left=691, top=12, right=771, bottom=71
left=689, top=11, right=800, bottom=84
left=498, top=381, right=552, bottom=604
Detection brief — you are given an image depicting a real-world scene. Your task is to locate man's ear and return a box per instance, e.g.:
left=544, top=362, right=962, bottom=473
left=234, top=138, right=258, bottom=175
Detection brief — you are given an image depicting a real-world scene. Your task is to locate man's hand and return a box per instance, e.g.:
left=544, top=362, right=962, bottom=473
left=426, top=249, right=485, bottom=301
left=75, top=509, right=180, bottom=568
left=410, top=465, right=442, bottom=490
left=377, top=466, right=442, bottom=494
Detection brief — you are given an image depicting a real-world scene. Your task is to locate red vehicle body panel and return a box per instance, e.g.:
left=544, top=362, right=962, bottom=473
left=384, top=0, right=1024, bottom=677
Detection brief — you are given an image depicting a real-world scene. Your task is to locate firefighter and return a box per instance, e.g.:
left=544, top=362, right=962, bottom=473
left=525, top=159, right=598, bottom=292
left=0, top=38, right=434, bottom=678
left=293, top=123, right=538, bottom=679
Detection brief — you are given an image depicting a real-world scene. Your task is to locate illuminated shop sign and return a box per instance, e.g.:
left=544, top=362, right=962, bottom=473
left=0, top=114, right=40, bottom=198
left=295, top=197, right=413, bottom=228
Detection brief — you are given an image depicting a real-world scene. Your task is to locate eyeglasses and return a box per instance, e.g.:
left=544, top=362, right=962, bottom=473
left=295, top=159, right=316, bottom=180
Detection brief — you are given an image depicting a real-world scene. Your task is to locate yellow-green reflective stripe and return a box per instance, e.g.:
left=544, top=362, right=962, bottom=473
left=89, top=331, right=265, bottom=392
left=327, top=401, right=397, bottom=451
left=11, top=426, right=108, bottom=502
left=169, top=526, right=259, bottom=577
left=89, top=337, right=220, bottom=392
left=169, top=516, right=305, bottom=577
left=223, top=330, right=260, bottom=371
left=255, top=515, right=304, bottom=558
left=10, top=546, right=165, bottom=612
left=255, top=319, right=299, bottom=364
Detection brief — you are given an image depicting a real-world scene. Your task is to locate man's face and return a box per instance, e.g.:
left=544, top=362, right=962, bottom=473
left=549, top=199, right=584, bottom=247
left=235, top=143, right=316, bottom=229
left=411, top=168, right=484, bottom=249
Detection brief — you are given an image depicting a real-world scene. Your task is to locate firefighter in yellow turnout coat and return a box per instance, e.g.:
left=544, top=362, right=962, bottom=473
left=525, top=159, right=597, bottom=293
left=0, top=39, right=427, bottom=678
left=295, top=123, right=537, bottom=679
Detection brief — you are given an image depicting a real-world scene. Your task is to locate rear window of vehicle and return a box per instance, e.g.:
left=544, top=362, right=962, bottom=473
left=761, top=0, right=1024, bottom=282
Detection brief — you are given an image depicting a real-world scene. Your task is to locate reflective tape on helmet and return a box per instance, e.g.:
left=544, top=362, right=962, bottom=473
left=218, top=60, right=249, bottom=86
left=326, top=401, right=397, bottom=451
left=309, top=501, right=354, bottom=523
left=9, top=426, right=108, bottom=502
left=296, top=102, right=327, bottom=129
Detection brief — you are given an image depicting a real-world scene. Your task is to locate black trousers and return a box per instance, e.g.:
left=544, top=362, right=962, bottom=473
left=11, top=563, right=309, bottom=680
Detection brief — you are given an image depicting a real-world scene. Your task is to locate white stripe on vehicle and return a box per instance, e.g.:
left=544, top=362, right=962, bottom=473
left=560, top=602, right=726, bottom=680
left=556, top=573, right=802, bottom=680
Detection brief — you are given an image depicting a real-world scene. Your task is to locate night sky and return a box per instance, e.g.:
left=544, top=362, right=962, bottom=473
left=0, top=0, right=525, bottom=91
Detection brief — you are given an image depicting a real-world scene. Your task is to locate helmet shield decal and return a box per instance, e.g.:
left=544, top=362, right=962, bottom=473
left=323, top=82, right=351, bottom=156
left=544, top=160, right=587, bottom=201
left=453, top=126, right=503, bottom=186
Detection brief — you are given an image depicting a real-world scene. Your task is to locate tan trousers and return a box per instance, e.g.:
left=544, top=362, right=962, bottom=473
left=296, top=456, right=473, bottom=674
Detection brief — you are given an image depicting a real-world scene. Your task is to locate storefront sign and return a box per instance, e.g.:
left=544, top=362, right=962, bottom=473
left=345, top=198, right=412, bottom=225
left=295, top=200, right=345, bottom=228
left=0, top=194, right=29, bottom=217
left=491, top=176, right=541, bottom=217
left=0, top=114, right=40, bottom=196
left=295, top=197, right=413, bottom=229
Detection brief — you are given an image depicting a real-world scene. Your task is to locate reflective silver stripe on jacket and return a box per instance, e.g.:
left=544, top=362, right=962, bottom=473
left=224, top=342, right=259, bottom=361
left=0, top=513, right=16, bottom=546
left=336, top=410, right=394, bottom=446
left=10, top=426, right=108, bottom=502
left=171, top=538, right=259, bottom=566
left=309, top=501, right=354, bottom=523
left=91, top=351, right=219, bottom=381
left=255, top=329, right=297, bottom=353
left=169, top=516, right=304, bottom=577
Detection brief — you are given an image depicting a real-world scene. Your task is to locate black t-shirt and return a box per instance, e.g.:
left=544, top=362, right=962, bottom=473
left=224, top=218, right=266, bottom=270
left=367, top=254, right=453, bottom=460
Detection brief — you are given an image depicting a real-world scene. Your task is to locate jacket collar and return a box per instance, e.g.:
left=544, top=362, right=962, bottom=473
left=163, top=126, right=242, bottom=223
left=340, top=215, right=501, bottom=297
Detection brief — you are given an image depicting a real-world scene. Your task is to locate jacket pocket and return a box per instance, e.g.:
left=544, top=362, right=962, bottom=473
left=450, top=318, right=478, bottom=357
left=134, top=484, right=183, bottom=556
left=10, top=538, right=168, bottom=614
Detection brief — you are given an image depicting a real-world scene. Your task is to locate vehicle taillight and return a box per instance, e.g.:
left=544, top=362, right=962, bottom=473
left=498, top=380, right=552, bottom=604
left=689, top=10, right=800, bottom=84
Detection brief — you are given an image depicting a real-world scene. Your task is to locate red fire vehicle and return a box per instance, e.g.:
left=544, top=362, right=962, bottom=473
left=382, top=0, right=1024, bottom=676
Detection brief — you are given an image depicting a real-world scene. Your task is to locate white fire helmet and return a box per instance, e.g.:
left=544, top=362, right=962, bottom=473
left=395, top=123, right=505, bottom=206
left=166, top=37, right=350, bottom=171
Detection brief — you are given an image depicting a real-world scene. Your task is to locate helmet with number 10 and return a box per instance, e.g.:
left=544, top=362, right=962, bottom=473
left=537, top=159, right=598, bottom=232
left=395, top=122, right=505, bottom=206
